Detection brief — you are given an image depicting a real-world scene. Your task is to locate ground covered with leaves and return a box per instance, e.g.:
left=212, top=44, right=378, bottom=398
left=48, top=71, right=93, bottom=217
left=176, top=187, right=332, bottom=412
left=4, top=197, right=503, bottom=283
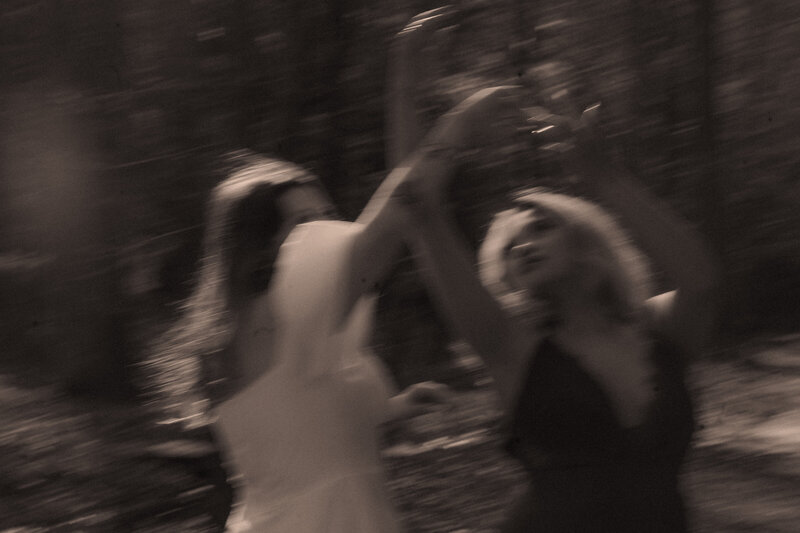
left=2, top=336, right=800, bottom=533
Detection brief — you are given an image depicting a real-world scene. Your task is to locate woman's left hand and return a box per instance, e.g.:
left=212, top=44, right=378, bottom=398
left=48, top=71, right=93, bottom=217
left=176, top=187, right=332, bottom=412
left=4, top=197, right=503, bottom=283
left=572, top=104, right=611, bottom=169
left=391, top=381, right=454, bottom=419
left=392, top=86, right=528, bottom=224
left=554, top=103, right=615, bottom=194
left=432, top=85, right=527, bottom=150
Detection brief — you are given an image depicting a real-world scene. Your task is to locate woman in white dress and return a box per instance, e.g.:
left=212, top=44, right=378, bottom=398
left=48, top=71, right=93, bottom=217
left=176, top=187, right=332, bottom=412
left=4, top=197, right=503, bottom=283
left=210, top=156, right=428, bottom=533
left=163, top=149, right=452, bottom=533
left=148, top=16, right=443, bottom=532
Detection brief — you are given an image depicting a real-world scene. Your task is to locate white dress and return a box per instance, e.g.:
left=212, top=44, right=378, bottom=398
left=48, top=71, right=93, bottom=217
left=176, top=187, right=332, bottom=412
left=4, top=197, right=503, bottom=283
left=215, top=221, right=402, bottom=533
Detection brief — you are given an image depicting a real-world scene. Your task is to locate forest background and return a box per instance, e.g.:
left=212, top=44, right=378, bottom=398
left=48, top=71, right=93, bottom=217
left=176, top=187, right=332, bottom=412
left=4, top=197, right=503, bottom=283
left=1, top=0, right=800, bottom=531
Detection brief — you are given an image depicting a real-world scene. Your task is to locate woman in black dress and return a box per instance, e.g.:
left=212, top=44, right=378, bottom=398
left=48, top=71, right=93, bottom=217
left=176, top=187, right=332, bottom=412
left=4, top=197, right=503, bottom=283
left=395, top=90, right=718, bottom=531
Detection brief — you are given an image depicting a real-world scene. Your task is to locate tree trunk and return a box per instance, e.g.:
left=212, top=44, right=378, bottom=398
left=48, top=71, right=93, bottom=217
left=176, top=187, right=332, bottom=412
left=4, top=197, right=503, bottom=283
left=697, top=0, right=731, bottom=345
left=0, top=0, right=133, bottom=397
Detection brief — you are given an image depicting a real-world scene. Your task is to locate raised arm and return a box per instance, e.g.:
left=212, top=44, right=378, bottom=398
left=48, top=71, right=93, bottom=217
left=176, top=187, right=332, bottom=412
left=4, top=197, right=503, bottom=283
left=393, top=88, right=536, bottom=408
left=333, top=9, right=457, bottom=324
left=341, top=93, right=471, bottom=320
left=346, top=86, right=540, bottom=408
left=386, top=7, right=455, bottom=167
left=572, top=106, right=719, bottom=358
left=399, top=183, right=534, bottom=408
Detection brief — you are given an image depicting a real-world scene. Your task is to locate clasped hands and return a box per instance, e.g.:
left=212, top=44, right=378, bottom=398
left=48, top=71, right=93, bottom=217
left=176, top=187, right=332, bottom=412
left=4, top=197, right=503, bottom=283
left=394, top=85, right=610, bottom=214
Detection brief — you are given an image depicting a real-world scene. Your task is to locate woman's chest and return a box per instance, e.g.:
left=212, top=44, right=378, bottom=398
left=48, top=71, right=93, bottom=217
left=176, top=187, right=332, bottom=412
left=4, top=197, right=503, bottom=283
left=549, top=329, right=657, bottom=428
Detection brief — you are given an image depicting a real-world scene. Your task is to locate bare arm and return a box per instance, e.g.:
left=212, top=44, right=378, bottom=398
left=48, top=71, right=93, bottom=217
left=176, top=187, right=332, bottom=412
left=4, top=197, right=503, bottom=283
left=391, top=86, right=536, bottom=408
left=340, top=86, right=523, bottom=325
left=386, top=42, right=420, bottom=167
left=338, top=130, right=461, bottom=323
left=401, top=186, right=533, bottom=408
left=335, top=11, right=452, bottom=323
left=601, top=171, right=718, bottom=357
left=342, top=86, right=534, bottom=410
left=574, top=108, right=719, bottom=357
left=385, top=8, right=455, bottom=167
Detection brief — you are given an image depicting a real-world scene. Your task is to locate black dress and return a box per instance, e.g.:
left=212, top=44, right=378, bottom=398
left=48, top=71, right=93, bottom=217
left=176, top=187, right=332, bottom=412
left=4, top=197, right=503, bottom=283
left=502, top=331, right=694, bottom=532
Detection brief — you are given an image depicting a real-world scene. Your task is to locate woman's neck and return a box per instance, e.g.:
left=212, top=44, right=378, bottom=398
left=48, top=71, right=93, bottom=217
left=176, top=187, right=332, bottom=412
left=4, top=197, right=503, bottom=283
left=541, top=278, right=619, bottom=338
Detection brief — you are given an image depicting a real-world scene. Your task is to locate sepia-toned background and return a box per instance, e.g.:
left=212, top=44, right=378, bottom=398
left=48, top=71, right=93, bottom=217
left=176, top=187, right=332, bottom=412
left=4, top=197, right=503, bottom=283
left=1, top=0, right=799, bottom=531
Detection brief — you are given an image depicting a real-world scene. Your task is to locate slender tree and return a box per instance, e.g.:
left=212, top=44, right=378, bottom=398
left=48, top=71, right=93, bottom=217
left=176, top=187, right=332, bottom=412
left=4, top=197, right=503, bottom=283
left=0, top=0, right=134, bottom=397
left=696, top=0, right=727, bottom=345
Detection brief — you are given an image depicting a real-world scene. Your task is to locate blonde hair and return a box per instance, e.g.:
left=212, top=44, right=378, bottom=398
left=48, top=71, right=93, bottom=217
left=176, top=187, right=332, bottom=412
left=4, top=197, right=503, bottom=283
left=478, top=188, right=651, bottom=323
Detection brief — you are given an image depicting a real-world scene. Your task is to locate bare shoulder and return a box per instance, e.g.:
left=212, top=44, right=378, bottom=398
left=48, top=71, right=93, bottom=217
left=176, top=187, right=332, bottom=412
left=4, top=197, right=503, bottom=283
left=643, top=290, right=676, bottom=334
left=644, top=288, right=716, bottom=360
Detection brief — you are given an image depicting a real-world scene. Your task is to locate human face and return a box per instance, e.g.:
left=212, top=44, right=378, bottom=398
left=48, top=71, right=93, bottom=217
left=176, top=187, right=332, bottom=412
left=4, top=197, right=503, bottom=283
left=275, top=184, right=337, bottom=232
left=503, top=206, right=571, bottom=292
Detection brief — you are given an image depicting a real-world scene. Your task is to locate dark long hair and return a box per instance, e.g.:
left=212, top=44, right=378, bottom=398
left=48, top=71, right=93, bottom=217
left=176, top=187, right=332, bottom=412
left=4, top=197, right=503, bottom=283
left=144, top=152, right=326, bottom=427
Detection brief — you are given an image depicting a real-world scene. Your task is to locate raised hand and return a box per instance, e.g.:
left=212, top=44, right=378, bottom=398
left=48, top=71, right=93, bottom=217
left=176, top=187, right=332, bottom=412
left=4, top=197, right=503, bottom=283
left=574, top=104, right=609, bottom=163
left=396, top=7, right=457, bottom=42
left=392, top=6, right=457, bottom=77
left=391, top=85, right=527, bottom=210
left=388, top=6, right=459, bottom=165
left=393, top=381, right=454, bottom=418
left=560, top=103, right=616, bottom=192
left=430, top=85, right=527, bottom=150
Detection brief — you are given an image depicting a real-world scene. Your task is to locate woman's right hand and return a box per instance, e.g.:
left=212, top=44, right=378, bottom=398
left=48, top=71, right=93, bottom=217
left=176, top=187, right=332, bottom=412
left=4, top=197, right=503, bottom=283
left=558, top=103, right=616, bottom=195
left=392, top=85, right=527, bottom=213
left=390, top=381, right=454, bottom=420
left=391, top=6, right=457, bottom=81
left=387, top=7, right=459, bottom=166
left=422, top=86, right=527, bottom=196
left=432, top=85, right=526, bottom=150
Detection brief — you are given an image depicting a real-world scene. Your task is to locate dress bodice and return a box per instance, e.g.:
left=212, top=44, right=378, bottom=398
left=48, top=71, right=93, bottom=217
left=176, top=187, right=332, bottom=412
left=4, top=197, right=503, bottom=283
left=503, top=331, right=694, bottom=532
left=214, top=221, right=400, bottom=532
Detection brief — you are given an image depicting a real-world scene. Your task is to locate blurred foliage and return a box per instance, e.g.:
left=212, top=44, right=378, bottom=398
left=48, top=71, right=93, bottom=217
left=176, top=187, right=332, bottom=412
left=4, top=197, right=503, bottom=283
left=1, top=0, right=800, bottom=392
